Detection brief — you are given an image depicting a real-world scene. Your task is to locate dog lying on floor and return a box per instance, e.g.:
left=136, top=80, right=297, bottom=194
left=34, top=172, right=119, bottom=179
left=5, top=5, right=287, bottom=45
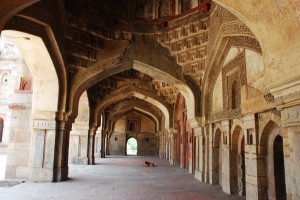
left=144, top=160, right=155, bottom=167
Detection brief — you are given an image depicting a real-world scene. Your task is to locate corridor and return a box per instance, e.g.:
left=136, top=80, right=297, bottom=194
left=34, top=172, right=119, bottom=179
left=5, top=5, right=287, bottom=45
left=0, top=156, right=245, bottom=200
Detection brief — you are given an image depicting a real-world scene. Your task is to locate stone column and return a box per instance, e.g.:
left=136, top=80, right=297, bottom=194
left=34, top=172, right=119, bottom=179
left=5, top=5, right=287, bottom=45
left=204, top=126, right=210, bottom=183
left=169, top=129, right=176, bottom=165
left=94, top=128, right=102, bottom=157
left=69, top=122, right=89, bottom=165
left=53, top=111, right=74, bottom=182
left=105, top=133, right=110, bottom=156
left=87, top=126, right=96, bottom=165
left=100, top=131, right=106, bottom=158
left=242, top=114, right=263, bottom=200
left=194, top=126, right=205, bottom=182
left=286, top=126, right=300, bottom=200
left=28, top=118, right=58, bottom=182
left=280, top=105, right=300, bottom=200
left=220, top=120, right=232, bottom=194
left=158, top=131, right=164, bottom=158
left=208, top=123, right=216, bottom=184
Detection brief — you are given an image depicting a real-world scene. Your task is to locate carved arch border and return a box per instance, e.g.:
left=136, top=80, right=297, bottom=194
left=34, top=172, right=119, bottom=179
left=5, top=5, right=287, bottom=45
left=258, top=110, right=283, bottom=155
left=203, top=35, right=262, bottom=122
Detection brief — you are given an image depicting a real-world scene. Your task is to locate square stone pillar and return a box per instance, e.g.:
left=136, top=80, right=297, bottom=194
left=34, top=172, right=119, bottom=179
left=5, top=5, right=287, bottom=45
left=87, top=126, right=97, bottom=165
left=169, top=129, right=176, bottom=165
left=280, top=105, right=300, bottom=200
left=208, top=123, right=216, bottom=185
left=28, top=119, right=57, bottom=182
left=243, top=114, right=264, bottom=200
left=94, top=128, right=102, bottom=157
left=204, top=126, right=210, bottom=183
left=194, top=126, right=205, bottom=182
left=220, top=120, right=232, bottom=194
left=69, top=122, right=89, bottom=165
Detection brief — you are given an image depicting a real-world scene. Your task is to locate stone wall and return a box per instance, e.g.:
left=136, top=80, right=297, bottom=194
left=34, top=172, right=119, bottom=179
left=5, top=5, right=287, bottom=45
left=109, top=112, right=158, bottom=156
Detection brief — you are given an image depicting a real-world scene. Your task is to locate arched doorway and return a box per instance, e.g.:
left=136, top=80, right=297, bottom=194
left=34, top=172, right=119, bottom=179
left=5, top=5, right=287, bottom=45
left=273, top=135, right=286, bottom=200
left=127, top=137, right=137, bottom=156
left=231, top=126, right=246, bottom=196
left=2, top=30, right=60, bottom=181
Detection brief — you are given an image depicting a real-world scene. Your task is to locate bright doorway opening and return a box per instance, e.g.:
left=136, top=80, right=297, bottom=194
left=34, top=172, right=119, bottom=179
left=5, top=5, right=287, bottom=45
left=127, top=138, right=137, bottom=155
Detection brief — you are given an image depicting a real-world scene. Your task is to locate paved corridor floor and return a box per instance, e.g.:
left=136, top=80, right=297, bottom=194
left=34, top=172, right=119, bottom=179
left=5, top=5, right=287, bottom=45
left=0, top=156, right=245, bottom=200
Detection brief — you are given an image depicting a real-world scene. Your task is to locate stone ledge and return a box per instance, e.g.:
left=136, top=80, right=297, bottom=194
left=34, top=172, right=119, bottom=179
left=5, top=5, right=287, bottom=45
left=0, top=179, right=25, bottom=187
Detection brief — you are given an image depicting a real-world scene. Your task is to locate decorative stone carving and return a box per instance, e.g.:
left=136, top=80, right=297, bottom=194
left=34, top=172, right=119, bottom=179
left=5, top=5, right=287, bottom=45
left=159, top=0, right=171, bottom=18
left=263, top=93, right=275, bottom=104
left=209, top=52, right=246, bottom=122
left=33, top=120, right=56, bottom=130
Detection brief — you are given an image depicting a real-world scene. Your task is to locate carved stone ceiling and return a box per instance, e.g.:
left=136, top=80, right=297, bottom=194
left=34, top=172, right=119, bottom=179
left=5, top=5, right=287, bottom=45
left=88, top=69, right=178, bottom=106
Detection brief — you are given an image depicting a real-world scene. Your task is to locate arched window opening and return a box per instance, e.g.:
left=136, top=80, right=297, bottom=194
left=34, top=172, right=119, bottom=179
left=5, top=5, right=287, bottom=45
left=128, top=122, right=136, bottom=131
left=127, top=137, right=137, bottom=156
left=273, top=135, right=287, bottom=200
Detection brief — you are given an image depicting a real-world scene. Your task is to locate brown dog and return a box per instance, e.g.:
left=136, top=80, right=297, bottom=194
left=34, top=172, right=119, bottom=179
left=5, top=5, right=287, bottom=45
left=144, top=160, right=155, bottom=167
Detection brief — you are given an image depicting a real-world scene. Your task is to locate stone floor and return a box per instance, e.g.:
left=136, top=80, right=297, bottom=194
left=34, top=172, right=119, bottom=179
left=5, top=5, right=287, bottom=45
left=0, top=156, right=245, bottom=200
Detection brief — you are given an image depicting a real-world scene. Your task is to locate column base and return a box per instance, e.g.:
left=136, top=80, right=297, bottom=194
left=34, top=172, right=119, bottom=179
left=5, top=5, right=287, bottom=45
left=194, top=170, right=204, bottom=182
left=87, top=156, right=95, bottom=165
left=71, top=157, right=88, bottom=165
left=53, top=166, right=68, bottom=182
left=30, top=167, right=54, bottom=182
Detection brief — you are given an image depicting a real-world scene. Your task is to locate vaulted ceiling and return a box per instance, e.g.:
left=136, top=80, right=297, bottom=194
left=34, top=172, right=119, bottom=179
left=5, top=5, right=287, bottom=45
left=1, top=0, right=260, bottom=131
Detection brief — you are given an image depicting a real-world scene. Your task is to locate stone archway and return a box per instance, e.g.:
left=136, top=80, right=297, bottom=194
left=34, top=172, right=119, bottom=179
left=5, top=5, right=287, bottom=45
left=126, top=137, right=138, bottom=156
left=93, top=86, right=172, bottom=130
left=260, top=121, right=288, bottom=200
left=109, top=107, right=161, bottom=133
left=1, top=31, right=60, bottom=181
left=231, top=125, right=246, bottom=196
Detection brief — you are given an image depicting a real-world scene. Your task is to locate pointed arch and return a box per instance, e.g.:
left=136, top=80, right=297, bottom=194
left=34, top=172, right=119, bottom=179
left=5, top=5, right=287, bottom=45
left=108, top=106, right=161, bottom=133
left=93, top=86, right=172, bottom=130
left=3, top=16, right=67, bottom=113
